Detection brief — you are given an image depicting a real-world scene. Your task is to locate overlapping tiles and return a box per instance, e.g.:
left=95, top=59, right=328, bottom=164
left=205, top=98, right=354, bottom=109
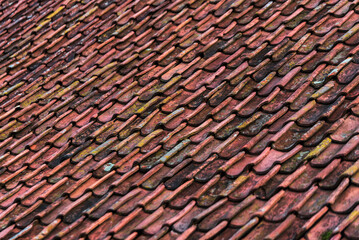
left=1, top=0, right=359, bottom=239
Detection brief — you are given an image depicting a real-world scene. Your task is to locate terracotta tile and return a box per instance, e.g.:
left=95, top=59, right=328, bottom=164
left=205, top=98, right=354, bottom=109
left=138, top=208, right=177, bottom=236
left=271, top=123, right=310, bottom=151
left=344, top=213, right=359, bottom=239
left=0, top=184, right=29, bottom=209
left=254, top=146, right=302, bottom=173
left=320, top=160, right=352, bottom=187
left=168, top=181, right=202, bottom=209
left=164, top=161, right=198, bottom=189
left=217, top=133, right=250, bottom=159
left=306, top=211, right=346, bottom=240
left=140, top=186, right=171, bottom=212
left=345, top=141, right=359, bottom=161
left=1, top=0, right=359, bottom=239
left=265, top=189, right=306, bottom=221
left=9, top=220, right=44, bottom=239
left=241, top=220, right=279, bottom=240
left=199, top=197, right=253, bottom=232
left=332, top=115, right=359, bottom=142
left=270, top=215, right=306, bottom=240
left=309, top=141, right=342, bottom=166
left=296, top=188, right=332, bottom=218
left=230, top=166, right=280, bottom=201
left=332, top=185, right=359, bottom=213
left=112, top=170, right=143, bottom=196
left=15, top=200, right=49, bottom=228
left=171, top=205, right=202, bottom=232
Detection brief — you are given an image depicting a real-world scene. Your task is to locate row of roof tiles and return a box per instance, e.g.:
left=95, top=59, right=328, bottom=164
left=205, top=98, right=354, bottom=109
left=1, top=0, right=359, bottom=239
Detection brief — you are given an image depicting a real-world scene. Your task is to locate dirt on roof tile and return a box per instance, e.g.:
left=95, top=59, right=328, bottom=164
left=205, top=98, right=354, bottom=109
left=1, top=0, right=359, bottom=239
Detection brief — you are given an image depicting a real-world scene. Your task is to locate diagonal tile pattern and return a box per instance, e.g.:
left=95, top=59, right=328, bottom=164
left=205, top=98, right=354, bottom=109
left=1, top=0, right=359, bottom=239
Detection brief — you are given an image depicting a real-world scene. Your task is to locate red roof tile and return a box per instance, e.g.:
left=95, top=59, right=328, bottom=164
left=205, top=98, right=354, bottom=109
left=1, top=0, right=359, bottom=239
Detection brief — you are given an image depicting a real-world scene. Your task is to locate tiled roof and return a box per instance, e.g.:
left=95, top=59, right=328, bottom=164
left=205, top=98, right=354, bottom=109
left=0, top=0, right=359, bottom=239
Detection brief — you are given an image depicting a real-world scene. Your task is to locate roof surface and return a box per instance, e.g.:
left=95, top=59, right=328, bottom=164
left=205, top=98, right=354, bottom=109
left=0, top=0, right=359, bottom=239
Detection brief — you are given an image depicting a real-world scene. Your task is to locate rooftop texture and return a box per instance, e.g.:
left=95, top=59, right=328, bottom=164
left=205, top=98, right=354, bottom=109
left=1, top=0, right=359, bottom=239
